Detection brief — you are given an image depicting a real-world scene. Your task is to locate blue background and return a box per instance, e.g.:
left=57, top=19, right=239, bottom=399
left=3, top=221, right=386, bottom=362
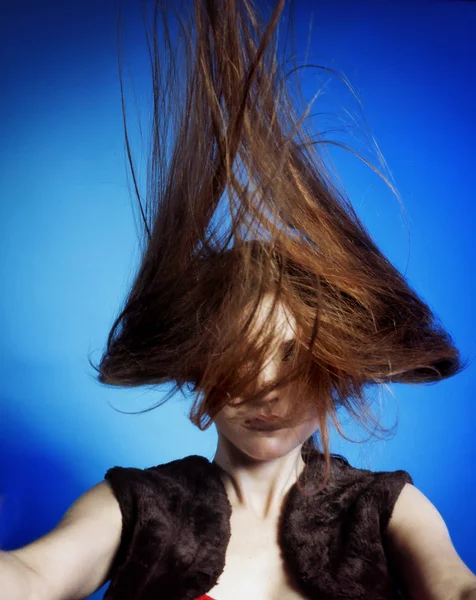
left=1, top=0, right=475, bottom=597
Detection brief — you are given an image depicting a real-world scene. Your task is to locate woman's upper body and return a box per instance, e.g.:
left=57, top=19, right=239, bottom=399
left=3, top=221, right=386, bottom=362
left=100, top=450, right=476, bottom=600
left=101, top=449, right=411, bottom=600
left=9, top=449, right=475, bottom=600
left=8, top=293, right=476, bottom=600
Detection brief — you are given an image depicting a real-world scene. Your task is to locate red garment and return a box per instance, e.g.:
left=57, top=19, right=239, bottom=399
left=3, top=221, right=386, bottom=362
left=195, top=596, right=215, bottom=600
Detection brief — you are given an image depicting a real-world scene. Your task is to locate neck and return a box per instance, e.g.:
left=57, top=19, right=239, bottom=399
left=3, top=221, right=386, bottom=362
left=212, top=436, right=306, bottom=520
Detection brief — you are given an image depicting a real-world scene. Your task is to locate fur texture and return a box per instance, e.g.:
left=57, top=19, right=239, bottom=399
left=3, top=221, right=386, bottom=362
left=103, top=452, right=412, bottom=599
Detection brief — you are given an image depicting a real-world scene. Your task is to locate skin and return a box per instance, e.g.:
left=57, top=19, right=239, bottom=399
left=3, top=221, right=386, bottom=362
left=212, top=293, right=319, bottom=520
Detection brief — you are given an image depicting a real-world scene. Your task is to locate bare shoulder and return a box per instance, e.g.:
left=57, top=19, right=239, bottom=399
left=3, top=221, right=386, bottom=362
left=385, top=483, right=476, bottom=600
left=59, top=479, right=120, bottom=525
left=11, top=480, right=122, bottom=600
left=388, top=482, right=450, bottom=537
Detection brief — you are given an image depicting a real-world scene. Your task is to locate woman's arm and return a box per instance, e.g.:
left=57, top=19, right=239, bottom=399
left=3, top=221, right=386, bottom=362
left=2, top=481, right=122, bottom=600
left=385, top=483, right=476, bottom=600
left=0, top=550, right=50, bottom=600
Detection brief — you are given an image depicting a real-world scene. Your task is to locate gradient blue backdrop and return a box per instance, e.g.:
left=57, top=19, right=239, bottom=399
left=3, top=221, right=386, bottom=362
left=1, top=1, right=475, bottom=597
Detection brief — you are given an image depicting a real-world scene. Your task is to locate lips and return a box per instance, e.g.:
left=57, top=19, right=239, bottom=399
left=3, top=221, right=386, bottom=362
left=244, top=416, right=282, bottom=430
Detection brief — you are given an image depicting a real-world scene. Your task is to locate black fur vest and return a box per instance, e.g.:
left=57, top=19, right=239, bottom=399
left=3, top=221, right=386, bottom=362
left=103, top=451, right=412, bottom=600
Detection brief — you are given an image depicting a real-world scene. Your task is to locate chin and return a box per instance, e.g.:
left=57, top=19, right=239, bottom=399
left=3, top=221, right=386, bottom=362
left=214, top=411, right=319, bottom=463
left=225, top=426, right=305, bottom=462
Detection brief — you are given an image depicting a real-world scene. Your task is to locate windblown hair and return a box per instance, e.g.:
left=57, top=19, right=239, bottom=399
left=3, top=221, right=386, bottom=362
left=91, top=0, right=464, bottom=490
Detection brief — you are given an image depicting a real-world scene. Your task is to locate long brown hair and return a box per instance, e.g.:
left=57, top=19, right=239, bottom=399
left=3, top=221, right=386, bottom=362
left=91, top=0, right=465, bottom=491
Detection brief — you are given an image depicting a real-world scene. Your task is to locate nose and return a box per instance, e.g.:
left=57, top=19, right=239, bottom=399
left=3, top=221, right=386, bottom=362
left=253, top=353, right=281, bottom=407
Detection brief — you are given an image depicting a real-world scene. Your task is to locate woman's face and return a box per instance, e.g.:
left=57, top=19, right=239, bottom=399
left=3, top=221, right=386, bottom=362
left=213, top=294, right=319, bottom=462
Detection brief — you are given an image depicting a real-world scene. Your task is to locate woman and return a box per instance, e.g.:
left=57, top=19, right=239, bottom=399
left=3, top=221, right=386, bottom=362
left=2, top=0, right=475, bottom=599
